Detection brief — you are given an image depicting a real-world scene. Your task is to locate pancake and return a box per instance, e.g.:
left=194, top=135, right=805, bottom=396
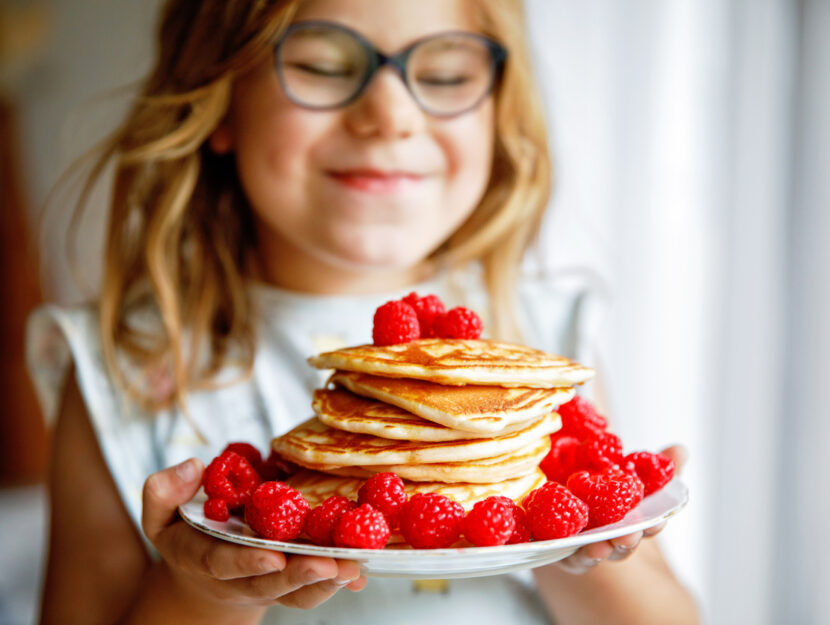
left=313, top=387, right=545, bottom=440
left=328, top=371, right=575, bottom=434
left=272, top=412, right=560, bottom=467
left=308, top=339, right=594, bottom=388
left=286, top=468, right=547, bottom=511
left=296, top=435, right=551, bottom=483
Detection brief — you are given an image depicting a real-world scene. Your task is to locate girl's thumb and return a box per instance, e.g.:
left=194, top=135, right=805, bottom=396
left=141, top=458, right=204, bottom=541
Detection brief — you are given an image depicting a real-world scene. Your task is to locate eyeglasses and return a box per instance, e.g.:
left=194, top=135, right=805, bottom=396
left=274, top=21, right=508, bottom=118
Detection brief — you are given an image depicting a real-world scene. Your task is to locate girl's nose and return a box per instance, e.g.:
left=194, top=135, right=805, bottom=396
left=343, top=68, right=425, bottom=139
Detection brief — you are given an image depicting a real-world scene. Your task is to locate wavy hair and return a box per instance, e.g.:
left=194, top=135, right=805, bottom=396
left=67, top=0, right=552, bottom=411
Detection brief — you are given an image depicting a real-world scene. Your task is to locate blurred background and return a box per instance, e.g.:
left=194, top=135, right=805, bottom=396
left=1, top=0, right=827, bottom=624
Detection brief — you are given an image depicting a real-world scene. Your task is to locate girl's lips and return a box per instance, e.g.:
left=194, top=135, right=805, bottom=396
left=328, top=169, right=426, bottom=193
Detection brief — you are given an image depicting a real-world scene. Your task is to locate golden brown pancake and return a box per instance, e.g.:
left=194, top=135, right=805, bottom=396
left=272, top=412, right=560, bottom=467
left=328, top=371, right=575, bottom=434
left=307, top=339, right=594, bottom=388
left=313, top=387, right=544, bottom=440
left=286, top=468, right=547, bottom=511
left=295, top=435, right=551, bottom=483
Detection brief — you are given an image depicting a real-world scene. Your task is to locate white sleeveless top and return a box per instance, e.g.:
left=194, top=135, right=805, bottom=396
left=26, top=268, right=605, bottom=625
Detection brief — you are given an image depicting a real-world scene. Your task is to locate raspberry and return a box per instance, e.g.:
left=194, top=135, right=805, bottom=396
left=578, top=432, right=624, bottom=471
left=202, top=450, right=262, bottom=508
left=204, top=498, right=230, bottom=522
left=357, top=472, right=408, bottom=529
left=557, top=396, right=608, bottom=441
left=223, top=442, right=262, bottom=469
left=304, top=495, right=357, bottom=546
left=504, top=500, right=531, bottom=544
left=400, top=493, right=465, bottom=549
left=433, top=307, right=483, bottom=340
left=372, top=300, right=421, bottom=346
left=332, top=503, right=391, bottom=549
left=461, top=496, right=516, bottom=546
left=260, top=450, right=299, bottom=482
left=623, top=451, right=675, bottom=496
left=402, top=292, right=446, bottom=338
left=567, top=468, right=645, bottom=529
left=540, top=434, right=582, bottom=483
left=524, top=482, right=589, bottom=540
left=244, top=481, right=310, bottom=541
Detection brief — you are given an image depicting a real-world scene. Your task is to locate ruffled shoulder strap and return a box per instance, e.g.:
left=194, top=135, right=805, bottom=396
left=26, top=304, right=158, bottom=553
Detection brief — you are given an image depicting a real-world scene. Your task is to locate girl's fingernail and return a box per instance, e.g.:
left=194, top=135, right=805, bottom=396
left=175, top=458, right=199, bottom=482
left=334, top=577, right=356, bottom=586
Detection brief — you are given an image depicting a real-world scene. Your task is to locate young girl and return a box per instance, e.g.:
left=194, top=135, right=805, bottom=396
left=28, top=0, right=698, bottom=623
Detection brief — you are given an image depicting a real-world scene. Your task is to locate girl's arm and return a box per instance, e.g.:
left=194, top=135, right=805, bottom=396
left=533, top=537, right=700, bottom=625
left=40, top=372, right=366, bottom=625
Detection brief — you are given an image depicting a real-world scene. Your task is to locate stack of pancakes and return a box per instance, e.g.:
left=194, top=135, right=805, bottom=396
left=274, top=339, right=594, bottom=516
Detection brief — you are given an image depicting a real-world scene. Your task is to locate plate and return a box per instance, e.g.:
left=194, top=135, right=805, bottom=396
left=179, top=478, right=688, bottom=579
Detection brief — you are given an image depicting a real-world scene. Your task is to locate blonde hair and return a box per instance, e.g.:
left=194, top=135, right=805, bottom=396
left=68, top=0, right=552, bottom=411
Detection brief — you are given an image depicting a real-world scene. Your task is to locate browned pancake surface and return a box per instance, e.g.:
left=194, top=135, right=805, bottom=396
left=329, top=371, right=573, bottom=434
left=272, top=413, right=559, bottom=466
left=313, top=387, right=541, bottom=440
left=308, top=339, right=594, bottom=388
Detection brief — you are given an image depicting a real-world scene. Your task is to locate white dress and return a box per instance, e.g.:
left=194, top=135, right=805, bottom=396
left=26, top=267, right=605, bottom=625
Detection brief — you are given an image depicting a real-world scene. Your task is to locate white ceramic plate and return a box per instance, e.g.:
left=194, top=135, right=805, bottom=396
left=180, top=478, right=688, bottom=579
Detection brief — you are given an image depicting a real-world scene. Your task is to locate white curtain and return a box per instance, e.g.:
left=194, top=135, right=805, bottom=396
left=527, top=1, right=830, bottom=623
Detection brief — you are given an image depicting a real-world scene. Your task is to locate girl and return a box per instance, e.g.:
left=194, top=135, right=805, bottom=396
left=28, top=0, right=699, bottom=623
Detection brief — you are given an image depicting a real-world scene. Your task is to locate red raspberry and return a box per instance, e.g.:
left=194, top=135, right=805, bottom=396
left=244, top=481, right=310, bottom=541
left=357, top=472, right=408, bottom=529
left=400, top=493, right=465, bottom=549
left=202, top=450, right=261, bottom=508
left=461, top=496, right=516, bottom=547
left=204, top=498, right=230, bottom=522
left=332, top=503, right=391, bottom=549
left=372, top=300, right=421, bottom=346
left=259, top=450, right=299, bottom=482
left=402, top=292, right=446, bottom=338
left=623, top=451, right=675, bottom=495
left=504, top=500, right=531, bottom=544
left=525, top=482, right=589, bottom=540
left=567, top=468, right=645, bottom=529
left=540, top=434, right=582, bottom=483
left=557, top=396, right=608, bottom=441
left=223, top=442, right=262, bottom=469
left=578, top=432, right=624, bottom=471
left=304, top=495, right=357, bottom=546
left=433, top=307, right=483, bottom=340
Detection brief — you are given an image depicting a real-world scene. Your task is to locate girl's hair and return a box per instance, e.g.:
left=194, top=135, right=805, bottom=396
left=70, top=0, right=552, bottom=411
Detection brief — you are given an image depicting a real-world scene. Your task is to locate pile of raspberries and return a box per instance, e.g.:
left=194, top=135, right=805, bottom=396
left=372, top=292, right=483, bottom=345
left=200, top=397, right=675, bottom=549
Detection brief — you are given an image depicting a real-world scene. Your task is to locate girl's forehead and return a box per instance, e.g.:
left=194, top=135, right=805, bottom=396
left=292, top=0, right=478, bottom=49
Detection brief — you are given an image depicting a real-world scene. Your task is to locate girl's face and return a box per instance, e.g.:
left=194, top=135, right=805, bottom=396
left=221, top=0, right=495, bottom=293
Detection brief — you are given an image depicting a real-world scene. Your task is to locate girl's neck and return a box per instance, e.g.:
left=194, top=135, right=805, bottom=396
left=251, top=235, right=435, bottom=296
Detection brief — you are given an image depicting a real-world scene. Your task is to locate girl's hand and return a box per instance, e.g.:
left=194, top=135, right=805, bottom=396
left=554, top=445, right=687, bottom=575
left=141, top=458, right=367, bottom=614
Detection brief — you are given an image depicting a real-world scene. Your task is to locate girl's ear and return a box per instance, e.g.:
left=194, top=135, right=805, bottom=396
left=208, top=121, right=234, bottom=154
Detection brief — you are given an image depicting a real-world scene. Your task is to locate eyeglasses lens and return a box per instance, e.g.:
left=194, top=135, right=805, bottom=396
left=407, top=35, right=495, bottom=115
left=278, top=25, right=370, bottom=108
left=277, top=25, right=499, bottom=115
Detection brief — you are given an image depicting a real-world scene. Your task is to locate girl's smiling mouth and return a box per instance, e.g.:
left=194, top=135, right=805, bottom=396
left=327, top=169, right=428, bottom=193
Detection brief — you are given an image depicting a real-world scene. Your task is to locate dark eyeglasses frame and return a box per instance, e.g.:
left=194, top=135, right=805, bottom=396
left=274, top=20, right=508, bottom=118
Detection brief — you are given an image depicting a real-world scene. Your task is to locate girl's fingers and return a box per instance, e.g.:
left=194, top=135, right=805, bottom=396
left=659, top=444, right=688, bottom=473
left=141, top=458, right=204, bottom=544
left=608, top=531, right=642, bottom=561
left=643, top=521, right=667, bottom=538
left=236, top=556, right=341, bottom=601
left=158, top=521, right=287, bottom=580
left=275, top=560, right=364, bottom=609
